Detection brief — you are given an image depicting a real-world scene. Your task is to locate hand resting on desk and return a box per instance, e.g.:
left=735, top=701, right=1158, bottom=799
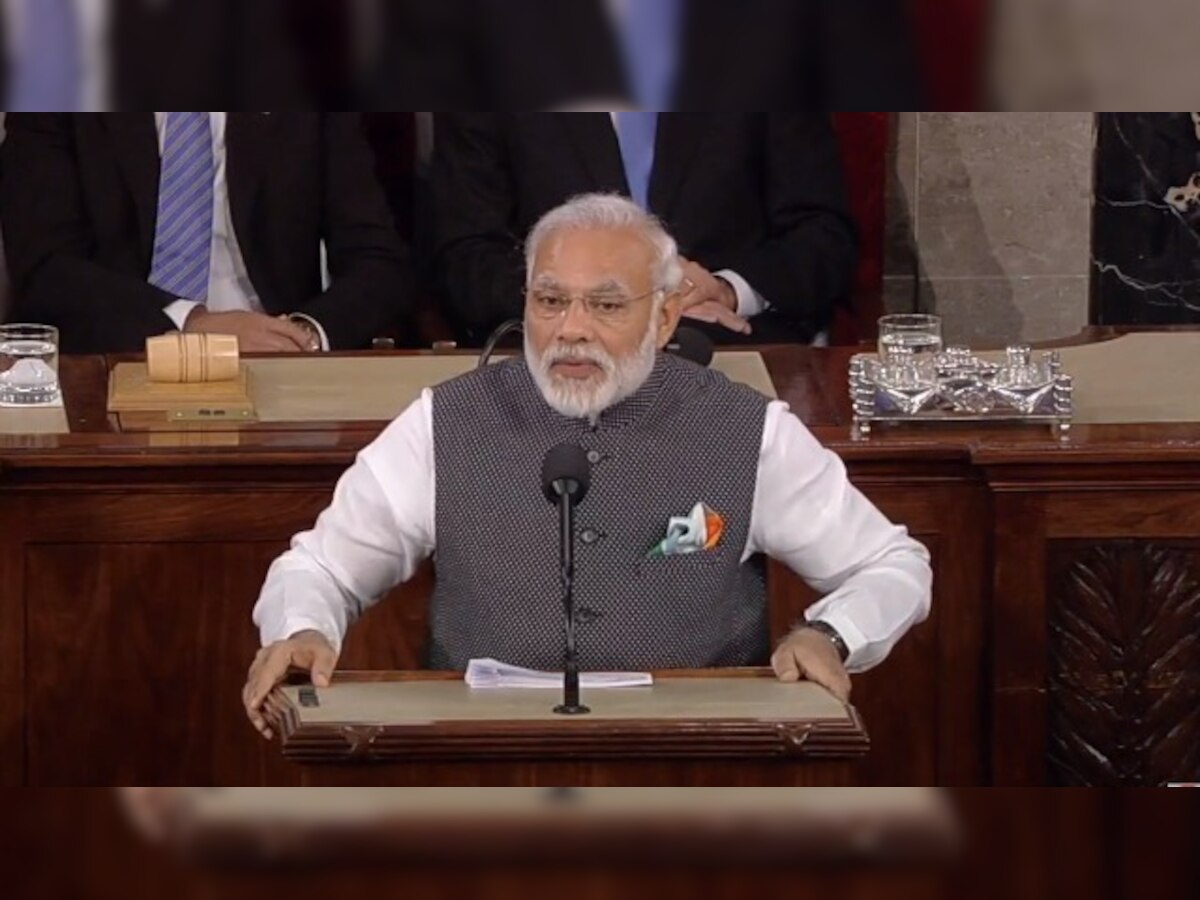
left=185, top=308, right=313, bottom=354
left=771, top=628, right=852, bottom=703
left=243, top=629, right=339, bottom=739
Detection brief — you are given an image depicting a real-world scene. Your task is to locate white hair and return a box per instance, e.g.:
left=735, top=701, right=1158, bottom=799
left=524, top=193, right=684, bottom=293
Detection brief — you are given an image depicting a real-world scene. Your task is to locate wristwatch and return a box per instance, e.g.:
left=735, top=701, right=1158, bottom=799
left=288, top=315, right=323, bottom=352
left=803, top=620, right=850, bottom=663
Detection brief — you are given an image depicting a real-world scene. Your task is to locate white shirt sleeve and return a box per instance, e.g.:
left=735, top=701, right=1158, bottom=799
left=746, top=402, right=933, bottom=672
left=162, top=298, right=201, bottom=331
left=252, top=389, right=437, bottom=650
left=715, top=269, right=769, bottom=319
left=290, top=312, right=331, bottom=352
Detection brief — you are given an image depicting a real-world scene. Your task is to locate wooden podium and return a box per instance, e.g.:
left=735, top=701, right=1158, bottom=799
left=267, top=670, right=869, bottom=786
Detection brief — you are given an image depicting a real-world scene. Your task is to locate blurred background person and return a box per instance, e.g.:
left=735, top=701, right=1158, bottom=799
left=420, top=0, right=920, bottom=346
left=431, top=112, right=858, bottom=346
left=355, top=0, right=922, bottom=110
left=0, top=0, right=304, bottom=111
left=1, top=113, right=412, bottom=353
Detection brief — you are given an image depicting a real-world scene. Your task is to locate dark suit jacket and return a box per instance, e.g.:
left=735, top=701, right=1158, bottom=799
left=364, top=0, right=920, bottom=110
left=0, top=113, right=412, bottom=353
left=430, top=112, right=858, bottom=344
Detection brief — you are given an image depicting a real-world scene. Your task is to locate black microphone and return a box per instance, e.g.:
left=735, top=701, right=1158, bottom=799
left=541, top=443, right=592, bottom=715
left=667, top=326, right=714, bottom=367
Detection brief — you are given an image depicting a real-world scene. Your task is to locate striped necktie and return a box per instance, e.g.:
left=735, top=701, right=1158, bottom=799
left=148, top=113, right=215, bottom=302
left=7, top=0, right=84, bottom=111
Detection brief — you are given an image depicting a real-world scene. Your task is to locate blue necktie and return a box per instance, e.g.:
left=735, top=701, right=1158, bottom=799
left=7, top=0, right=83, bottom=112
left=615, top=112, right=659, bottom=210
left=616, top=0, right=684, bottom=109
left=612, top=0, right=683, bottom=209
left=148, top=113, right=215, bottom=302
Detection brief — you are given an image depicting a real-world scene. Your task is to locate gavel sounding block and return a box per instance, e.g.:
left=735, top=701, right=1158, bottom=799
left=267, top=674, right=869, bottom=763
left=108, top=361, right=254, bottom=424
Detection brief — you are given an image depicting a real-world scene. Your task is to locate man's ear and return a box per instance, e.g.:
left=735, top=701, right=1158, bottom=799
left=656, top=288, right=685, bottom=348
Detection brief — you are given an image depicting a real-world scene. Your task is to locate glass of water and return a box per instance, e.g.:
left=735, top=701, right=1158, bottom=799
left=0, top=324, right=61, bottom=405
left=878, top=314, right=944, bottom=365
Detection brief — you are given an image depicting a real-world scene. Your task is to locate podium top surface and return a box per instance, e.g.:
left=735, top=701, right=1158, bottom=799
left=268, top=671, right=868, bottom=763
left=276, top=674, right=847, bottom=725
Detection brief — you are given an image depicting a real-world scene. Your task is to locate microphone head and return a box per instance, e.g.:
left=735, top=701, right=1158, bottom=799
left=669, top=326, right=714, bottom=367
left=541, top=443, right=591, bottom=505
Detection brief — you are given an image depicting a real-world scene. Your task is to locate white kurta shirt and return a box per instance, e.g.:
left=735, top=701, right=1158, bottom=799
left=253, top=390, right=933, bottom=673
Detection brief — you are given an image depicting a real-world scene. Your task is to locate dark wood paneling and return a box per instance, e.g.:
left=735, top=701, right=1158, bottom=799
left=991, top=492, right=1050, bottom=785
left=25, top=541, right=287, bottom=785
left=338, top=563, right=434, bottom=672
left=1046, top=490, right=1200, bottom=537
left=1047, top=541, right=1200, bottom=786
left=295, top=759, right=860, bottom=787
left=24, top=491, right=332, bottom=543
left=0, top=498, right=26, bottom=786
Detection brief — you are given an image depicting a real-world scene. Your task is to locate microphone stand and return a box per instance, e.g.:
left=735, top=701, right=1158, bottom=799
left=553, top=489, right=589, bottom=715
left=478, top=319, right=524, bottom=368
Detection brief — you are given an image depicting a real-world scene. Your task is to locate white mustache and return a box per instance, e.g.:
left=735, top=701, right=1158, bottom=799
left=545, top=347, right=614, bottom=373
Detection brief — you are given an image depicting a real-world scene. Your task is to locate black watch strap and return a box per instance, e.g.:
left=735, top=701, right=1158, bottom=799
left=804, top=620, right=850, bottom=663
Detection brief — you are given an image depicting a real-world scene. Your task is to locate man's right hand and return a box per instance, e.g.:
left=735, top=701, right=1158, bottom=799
left=242, top=630, right=339, bottom=740
left=682, top=299, right=753, bottom=336
left=185, top=308, right=311, bottom=353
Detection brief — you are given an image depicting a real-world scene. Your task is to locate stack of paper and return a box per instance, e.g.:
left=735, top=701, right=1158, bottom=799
left=465, top=658, right=653, bottom=689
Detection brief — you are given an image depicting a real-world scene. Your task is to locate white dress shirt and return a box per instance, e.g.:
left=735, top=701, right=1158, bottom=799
left=253, top=392, right=933, bottom=673
left=153, top=113, right=329, bottom=350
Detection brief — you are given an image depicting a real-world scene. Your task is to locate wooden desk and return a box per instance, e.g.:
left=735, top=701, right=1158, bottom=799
left=267, top=670, right=868, bottom=786
left=1, top=331, right=1197, bottom=786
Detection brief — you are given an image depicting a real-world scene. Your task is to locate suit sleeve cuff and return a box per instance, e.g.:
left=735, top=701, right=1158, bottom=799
left=163, top=299, right=202, bottom=331
left=715, top=269, right=768, bottom=318
left=290, top=313, right=331, bottom=352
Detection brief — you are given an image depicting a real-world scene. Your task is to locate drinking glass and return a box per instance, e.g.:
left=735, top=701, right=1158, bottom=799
left=0, top=324, right=61, bottom=405
left=878, top=315, right=944, bottom=365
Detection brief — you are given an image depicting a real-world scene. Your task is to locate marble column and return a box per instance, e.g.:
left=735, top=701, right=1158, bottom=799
left=1092, top=113, right=1200, bottom=325
left=885, top=113, right=1094, bottom=346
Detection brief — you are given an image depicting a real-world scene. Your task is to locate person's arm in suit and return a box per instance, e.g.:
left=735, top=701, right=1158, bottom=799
left=0, top=113, right=182, bottom=353
left=709, top=113, right=859, bottom=331
left=293, top=113, right=414, bottom=350
left=429, top=112, right=527, bottom=337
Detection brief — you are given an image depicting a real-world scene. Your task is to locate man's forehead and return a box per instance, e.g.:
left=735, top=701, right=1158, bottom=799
left=530, top=272, right=630, bottom=293
left=534, top=228, right=654, bottom=268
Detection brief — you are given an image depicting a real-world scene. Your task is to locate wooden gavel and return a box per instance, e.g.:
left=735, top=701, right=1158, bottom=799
left=145, top=333, right=240, bottom=383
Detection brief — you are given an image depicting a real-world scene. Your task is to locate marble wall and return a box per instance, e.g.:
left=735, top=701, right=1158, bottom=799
left=1092, top=113, right=1200, bottom=325
left=884, top=113, right=1095, bottom=346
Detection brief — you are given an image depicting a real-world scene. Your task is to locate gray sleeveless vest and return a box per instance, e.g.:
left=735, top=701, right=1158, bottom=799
left=429, top=353, right=770, bottom=671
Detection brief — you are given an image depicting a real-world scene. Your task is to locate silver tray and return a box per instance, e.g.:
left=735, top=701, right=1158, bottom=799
left=848, top=348, right=1074, bottom=438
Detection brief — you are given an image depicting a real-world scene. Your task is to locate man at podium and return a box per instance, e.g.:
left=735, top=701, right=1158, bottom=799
left=244, top=194, right=931, bottom=738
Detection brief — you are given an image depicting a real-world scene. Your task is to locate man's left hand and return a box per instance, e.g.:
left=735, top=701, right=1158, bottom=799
left=680, top=259, right=738, bottom=313
left=683, top=300, right=752, bottom=335
left=771, top=628, right=852, bottom=703
left=679, top=259, right=752, bottom=335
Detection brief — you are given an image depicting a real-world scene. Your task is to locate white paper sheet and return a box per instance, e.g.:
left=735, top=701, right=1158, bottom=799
left=465, top=658, right=653, bottom=690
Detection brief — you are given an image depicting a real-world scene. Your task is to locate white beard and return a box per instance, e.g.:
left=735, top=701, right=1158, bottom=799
left=525, top=325, right=658, bottom=423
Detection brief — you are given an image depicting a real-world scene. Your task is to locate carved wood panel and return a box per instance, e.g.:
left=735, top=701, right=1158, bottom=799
left=1047, top=542, right=1200, bottom=786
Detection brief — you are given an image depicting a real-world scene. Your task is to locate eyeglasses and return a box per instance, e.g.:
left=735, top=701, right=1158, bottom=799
left=528, top=286, right=666, bottom=324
